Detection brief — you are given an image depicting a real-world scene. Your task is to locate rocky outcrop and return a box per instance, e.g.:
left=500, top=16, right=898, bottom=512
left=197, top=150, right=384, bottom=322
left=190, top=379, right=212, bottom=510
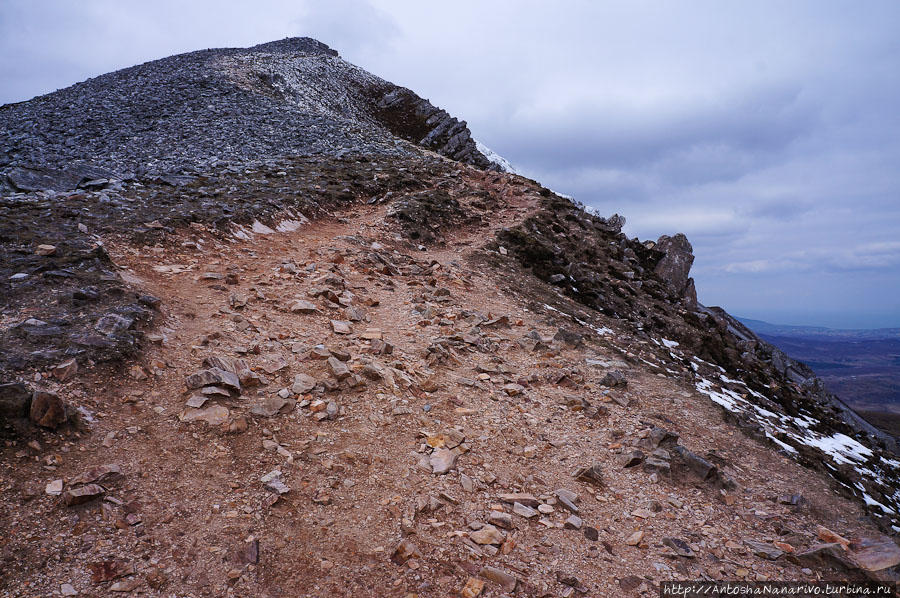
left=0, top=37, right=492, bottom=193
left=653, top=233, right=697, bottom=309
left=496, top=190, right=900, bottom=533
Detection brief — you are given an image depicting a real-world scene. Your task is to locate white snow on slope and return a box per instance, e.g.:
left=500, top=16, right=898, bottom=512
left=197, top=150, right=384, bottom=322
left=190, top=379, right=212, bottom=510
left=475, top=139, right=517, bottom=174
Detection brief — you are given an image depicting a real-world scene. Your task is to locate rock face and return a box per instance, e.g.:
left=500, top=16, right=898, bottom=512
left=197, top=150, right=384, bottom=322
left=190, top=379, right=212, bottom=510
left=0, top=37, right=493, bottom=193
left=654, top=234, right=697, bottom=309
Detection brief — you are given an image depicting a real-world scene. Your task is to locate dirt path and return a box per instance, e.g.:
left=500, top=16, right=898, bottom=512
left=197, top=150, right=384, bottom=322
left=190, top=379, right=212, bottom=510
left=0, top=177, right=889, bottom=597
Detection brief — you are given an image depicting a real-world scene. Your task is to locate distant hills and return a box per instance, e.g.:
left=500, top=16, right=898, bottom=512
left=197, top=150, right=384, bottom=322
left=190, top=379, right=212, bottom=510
left=738, top=317, right=900, bottom=340
left=740, top=317, right=900, bottom=435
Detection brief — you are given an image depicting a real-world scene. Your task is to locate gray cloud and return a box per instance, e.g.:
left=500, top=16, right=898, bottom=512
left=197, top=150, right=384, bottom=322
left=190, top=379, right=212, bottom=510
left=2, top=0, right=899, bottom=327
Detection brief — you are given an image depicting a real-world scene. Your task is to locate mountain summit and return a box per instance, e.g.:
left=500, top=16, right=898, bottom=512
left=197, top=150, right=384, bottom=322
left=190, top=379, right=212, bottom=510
left=2, top=38, right=900, bottom=595
left=0, top=37, right=494, bottom=192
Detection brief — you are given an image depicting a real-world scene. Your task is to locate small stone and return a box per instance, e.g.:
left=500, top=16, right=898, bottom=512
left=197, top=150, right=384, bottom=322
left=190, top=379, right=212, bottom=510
left=52, top=358, right=79, bottom=382
left=584, top=526, right=599, bottom=541
left=460, top=577, right=485, bottom=598
left=430, top=448, right=458, bottom=474
left=502, top=383, right=525, bottom=396
left=564, top=515, right=583, bottom=530
left=391, top=539, right=421, bottom=565
left=331, top=320, right=352, bottom=335
left=290, top=300, right=318, bottom=314
left=625, top=530, right=644, bottom=546
left=260, top=470, right=289, bottom=494
left=60, top=583, right=78, bottom=596
left=360, top=328, right=383, bottom=340
left=488, top=511, right=514, bottom=530
left=185, top=395, right=208, bottom=409
left=249, top=397, right=292, bottom=417
left=745, top=540, right=784, bottom=561
left=128, top=365, right=147, bottom=380
left=479, top=566, right=517, bottom=592
left=46, top=479, right=64, bottom=496
left=460, top=473, right=475, bottom=492
left=512, top=502, right=538, bottom=518
left=180, top=404, right=230, bottom=425
left=499, top=493, right=539, bottom=508
left=663, top=537, right=695, bottom=557
left=35, top=244, right=57, bottom=256
left=470, top=524, right=505, bottom=545
left=292, top=373, right=317, bottom=394
left=537, top=503, right=554, bottom=514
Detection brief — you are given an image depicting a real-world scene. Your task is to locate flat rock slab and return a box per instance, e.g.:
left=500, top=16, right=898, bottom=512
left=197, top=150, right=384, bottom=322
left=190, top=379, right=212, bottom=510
left=180, top=405, right=230, bottom=425
left=250, top=397, right=294, bottom=417
left=63, top=483, right=105, bottom=506
left=70, top=464, right=124, bottom=486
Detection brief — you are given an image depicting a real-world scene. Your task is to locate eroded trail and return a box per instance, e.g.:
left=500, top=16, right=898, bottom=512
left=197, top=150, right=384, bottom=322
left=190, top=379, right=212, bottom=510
left=0, top=173, right=891, bottom=597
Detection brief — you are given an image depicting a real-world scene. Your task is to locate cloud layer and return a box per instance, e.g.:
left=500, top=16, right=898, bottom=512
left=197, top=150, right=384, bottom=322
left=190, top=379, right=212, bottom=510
left=2, top=0, right=898, bottom=327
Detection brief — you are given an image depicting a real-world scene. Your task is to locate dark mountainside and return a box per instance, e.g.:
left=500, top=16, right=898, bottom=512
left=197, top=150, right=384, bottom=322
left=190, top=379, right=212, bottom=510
left=740, top=319, right=900, bottom=437
left=3, top=38, right=900, bottom=595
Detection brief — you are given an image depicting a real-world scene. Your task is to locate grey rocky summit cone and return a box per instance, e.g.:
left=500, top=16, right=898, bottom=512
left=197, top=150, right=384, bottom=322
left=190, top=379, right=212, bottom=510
left=0, top=36, right=493, bottom=193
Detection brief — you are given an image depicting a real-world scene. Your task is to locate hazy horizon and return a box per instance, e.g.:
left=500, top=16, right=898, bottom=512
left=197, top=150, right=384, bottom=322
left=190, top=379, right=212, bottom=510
left=2, top=1, right=898, bottom=328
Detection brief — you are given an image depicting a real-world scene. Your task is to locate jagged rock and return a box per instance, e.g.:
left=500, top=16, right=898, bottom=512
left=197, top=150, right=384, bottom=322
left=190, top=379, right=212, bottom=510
left=391, top=539, right=421, bottom=565
left=625, top=530, right=644, bottom=546
left=574, top=464, right=604, bottom=488
left=63, top=483, right=105, bottom=506
left=185, top=368, right=241, bottom=392
left=599, top=370, right=627, bottom=388
left=654, top=233, right=695, bottom=299
left=30, top=390, right=66, bottom=428
left=95, top=313, right=133, bottom=336
left=70, top=464, right=124, bottom=486
left=564, top=515, right=583, bottom=530
left=260, top=470, right=289, bottom=494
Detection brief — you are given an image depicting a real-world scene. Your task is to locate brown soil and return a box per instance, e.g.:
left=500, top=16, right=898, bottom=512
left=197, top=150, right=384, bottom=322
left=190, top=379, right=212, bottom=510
left=0, top=165, right=887, bottom=597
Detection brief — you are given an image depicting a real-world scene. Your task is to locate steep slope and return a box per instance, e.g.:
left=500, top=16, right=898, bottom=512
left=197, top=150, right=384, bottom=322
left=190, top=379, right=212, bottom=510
left=0, top=37, right=491, bottom=193
left=2, top=38, right=900, bottom=596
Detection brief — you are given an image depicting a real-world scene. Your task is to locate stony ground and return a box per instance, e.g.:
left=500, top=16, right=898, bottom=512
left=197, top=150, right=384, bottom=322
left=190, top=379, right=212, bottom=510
left=0, top=164, right=893, bottom=597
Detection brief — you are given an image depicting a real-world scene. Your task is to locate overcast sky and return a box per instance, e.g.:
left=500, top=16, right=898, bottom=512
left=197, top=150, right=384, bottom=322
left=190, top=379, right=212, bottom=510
left=2, top=0, right=899, bottom=328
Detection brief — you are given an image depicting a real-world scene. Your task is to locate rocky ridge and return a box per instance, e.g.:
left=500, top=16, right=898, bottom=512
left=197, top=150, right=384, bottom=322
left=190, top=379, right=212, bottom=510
left=0, top=37, right=491, bottom=194
left=1, top=38, right=899, bottom=596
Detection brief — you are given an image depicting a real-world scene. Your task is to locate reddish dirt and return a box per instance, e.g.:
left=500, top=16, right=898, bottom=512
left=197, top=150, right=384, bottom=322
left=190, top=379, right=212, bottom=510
left=0, top=167, right=889, bottom=597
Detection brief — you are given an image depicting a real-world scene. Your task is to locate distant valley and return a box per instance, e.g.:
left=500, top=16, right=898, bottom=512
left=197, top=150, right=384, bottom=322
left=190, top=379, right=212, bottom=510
left=740, top=318, right=900, bottom=435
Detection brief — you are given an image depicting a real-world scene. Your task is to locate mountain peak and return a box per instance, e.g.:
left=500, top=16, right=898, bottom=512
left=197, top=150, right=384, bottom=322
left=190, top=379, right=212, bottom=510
left=247, top=36, right=339, bottom=56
